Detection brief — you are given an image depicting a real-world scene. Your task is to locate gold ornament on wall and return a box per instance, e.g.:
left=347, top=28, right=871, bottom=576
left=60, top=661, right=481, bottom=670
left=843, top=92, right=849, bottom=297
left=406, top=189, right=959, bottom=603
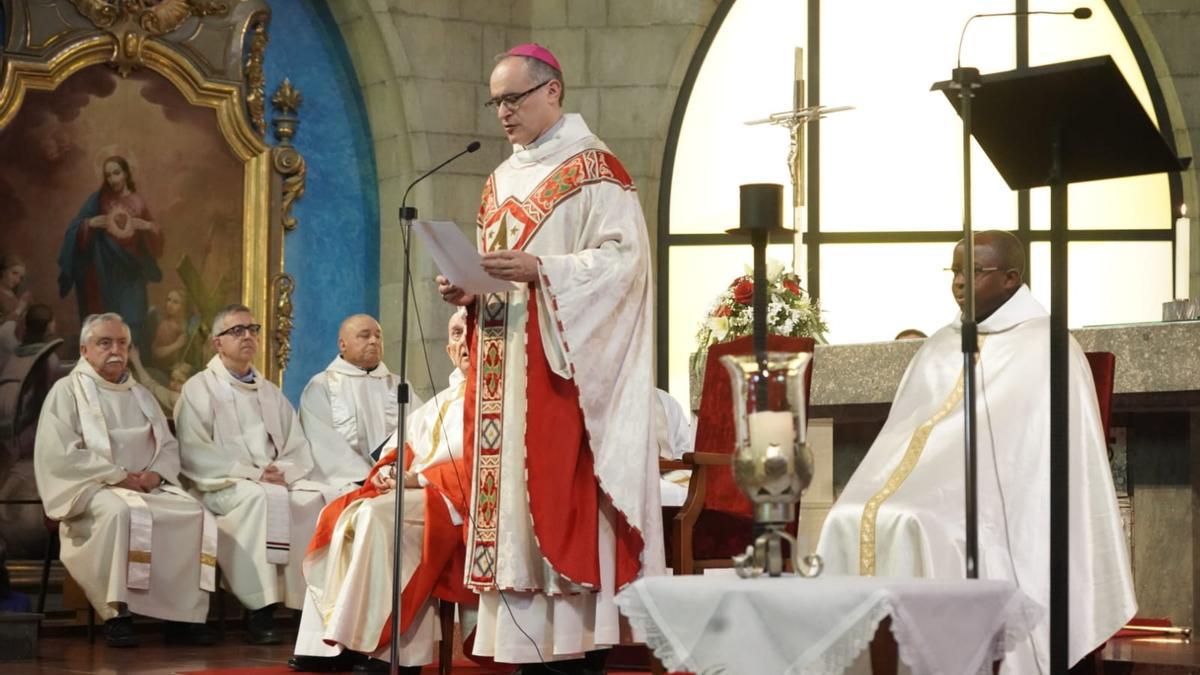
left=69, top=0, right=233, bottom=75
left=271, top=273, right=296, bottom=373
left=271, top=78, right=306, bottom=232
left=245, top=17, right=269, bottom=137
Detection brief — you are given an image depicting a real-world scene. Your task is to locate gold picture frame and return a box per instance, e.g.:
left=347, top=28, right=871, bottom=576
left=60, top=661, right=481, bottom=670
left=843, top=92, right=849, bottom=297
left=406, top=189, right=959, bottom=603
left=0, top=0, right=300, bottom=384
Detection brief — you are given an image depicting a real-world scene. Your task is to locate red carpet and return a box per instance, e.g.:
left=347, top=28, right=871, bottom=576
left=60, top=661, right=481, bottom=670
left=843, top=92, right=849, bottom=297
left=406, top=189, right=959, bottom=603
left=177, top=663, right=515, bottom=675
left=177, top=663, right=651, bottom=674
left=177, top=668, right=297, bottom=675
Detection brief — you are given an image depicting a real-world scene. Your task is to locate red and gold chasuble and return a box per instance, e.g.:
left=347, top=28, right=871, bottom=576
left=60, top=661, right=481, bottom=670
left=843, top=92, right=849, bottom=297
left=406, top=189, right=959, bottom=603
left=464, top=148, right=640, bottom=593
left=304, top=447, right=471, bottom=648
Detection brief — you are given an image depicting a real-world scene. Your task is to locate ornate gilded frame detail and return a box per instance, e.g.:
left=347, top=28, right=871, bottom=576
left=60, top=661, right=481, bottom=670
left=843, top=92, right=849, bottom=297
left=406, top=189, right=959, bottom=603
left=271, top=78, right=306, bottom=232
left=270, top=272, right=295, bottom=374
left=0, top=0, right=299, bottom=385
left=244, top=14, right=268, bottom=137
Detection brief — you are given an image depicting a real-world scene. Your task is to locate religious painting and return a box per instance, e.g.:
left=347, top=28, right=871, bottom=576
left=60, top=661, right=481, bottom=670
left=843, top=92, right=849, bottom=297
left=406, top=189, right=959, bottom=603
left=0, top=0, right=297, bottom=561
left=0, top=64, right=245, bottom=405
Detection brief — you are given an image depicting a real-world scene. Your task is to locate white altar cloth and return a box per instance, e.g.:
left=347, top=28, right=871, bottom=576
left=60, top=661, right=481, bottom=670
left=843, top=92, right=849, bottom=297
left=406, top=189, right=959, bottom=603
left=615, top=574, right=1042, bottom=675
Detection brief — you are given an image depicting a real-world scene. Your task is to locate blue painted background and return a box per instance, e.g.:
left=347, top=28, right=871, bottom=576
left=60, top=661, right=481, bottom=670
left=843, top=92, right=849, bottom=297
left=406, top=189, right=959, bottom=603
left=263, top=1, right=379, bottom=402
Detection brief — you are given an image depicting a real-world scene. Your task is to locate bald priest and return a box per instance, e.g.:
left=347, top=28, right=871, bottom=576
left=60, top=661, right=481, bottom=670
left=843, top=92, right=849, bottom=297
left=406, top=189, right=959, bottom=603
left=298, top=313, right=420, bottom=493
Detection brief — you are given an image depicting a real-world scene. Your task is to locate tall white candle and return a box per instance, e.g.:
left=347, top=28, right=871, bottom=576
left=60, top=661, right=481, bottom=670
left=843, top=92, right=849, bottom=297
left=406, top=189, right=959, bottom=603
left=1176, top=212, right=1191, bottom=302
left=748, top=410, right=796, bottom=458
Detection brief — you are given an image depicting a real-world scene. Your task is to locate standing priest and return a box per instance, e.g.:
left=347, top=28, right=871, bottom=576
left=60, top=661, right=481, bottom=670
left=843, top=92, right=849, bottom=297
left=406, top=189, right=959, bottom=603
left=298, top=313, right=419, bottom=492
left=175, top=303, right=333, bottom=645
left=34, top=312, right=217, bottom=647
left=817, top=231, right=1135, bottom=673
left=437, top=43, right=664, bottom=672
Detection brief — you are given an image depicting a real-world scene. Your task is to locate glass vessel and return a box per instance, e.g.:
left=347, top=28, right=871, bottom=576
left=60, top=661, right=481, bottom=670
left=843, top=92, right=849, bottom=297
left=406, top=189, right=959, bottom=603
left=720, top=351, right=821, bottom=577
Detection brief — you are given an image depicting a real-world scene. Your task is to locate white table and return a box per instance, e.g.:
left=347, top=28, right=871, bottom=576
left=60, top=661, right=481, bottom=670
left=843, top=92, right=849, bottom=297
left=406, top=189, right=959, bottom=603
left=615, top=574, right=1042, bottom=675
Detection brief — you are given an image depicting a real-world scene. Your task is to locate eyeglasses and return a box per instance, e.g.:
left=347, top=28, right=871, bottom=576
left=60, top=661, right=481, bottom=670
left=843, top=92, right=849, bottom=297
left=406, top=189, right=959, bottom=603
left=216, top=323, right=262, bottom=338
left=944, top=266, right=1006, bottom=278
left=483, top=80, right=551, bottom=111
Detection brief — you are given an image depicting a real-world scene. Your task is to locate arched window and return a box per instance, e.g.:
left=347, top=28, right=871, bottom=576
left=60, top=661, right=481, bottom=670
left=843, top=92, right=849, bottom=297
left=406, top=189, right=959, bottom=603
left=659, top=0, right=1178, bottom=408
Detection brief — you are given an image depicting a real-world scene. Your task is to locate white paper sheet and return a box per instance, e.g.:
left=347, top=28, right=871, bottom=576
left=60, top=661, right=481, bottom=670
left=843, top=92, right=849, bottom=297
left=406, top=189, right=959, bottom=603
left=412, top=220, right=521, bottom=294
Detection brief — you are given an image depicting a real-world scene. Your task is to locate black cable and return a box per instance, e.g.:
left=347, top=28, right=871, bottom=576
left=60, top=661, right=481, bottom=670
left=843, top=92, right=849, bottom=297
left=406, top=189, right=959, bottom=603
left=402, top=227, right=569, bottom=674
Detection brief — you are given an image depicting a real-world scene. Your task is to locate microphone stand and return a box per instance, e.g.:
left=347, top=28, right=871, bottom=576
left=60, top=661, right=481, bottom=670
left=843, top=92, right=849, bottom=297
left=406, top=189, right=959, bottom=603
left=389, top=142, right=479, bottom=675
left=952, top=64, right=982, bottom=580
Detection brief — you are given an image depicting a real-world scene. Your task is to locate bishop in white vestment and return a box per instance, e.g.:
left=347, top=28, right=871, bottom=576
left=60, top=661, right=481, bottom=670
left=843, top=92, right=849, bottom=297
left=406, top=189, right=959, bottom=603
left=291, top=310, right=475, bottom=673
left=34, top=313, right=216, bottom=647
left=175, top=304, right=332, bottom=644
left=298, top=314, right=420, bottom=491
left=438, top=45, right=664, bottom=670
left=817, top=232, right=1136, bottom=674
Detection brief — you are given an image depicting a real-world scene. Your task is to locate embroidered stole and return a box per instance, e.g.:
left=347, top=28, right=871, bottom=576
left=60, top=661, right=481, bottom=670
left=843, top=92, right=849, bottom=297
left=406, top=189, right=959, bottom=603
left=326, top=364, right=398, bottom=461
left=73, top=370, right=217, bottom=591
left=858, top=337, right=986, bottom=575
left=465, top=148, right=632, bottom=591
left=413, top=381, right=466, bottom=470
left=202, top=364, right=292, bottom=566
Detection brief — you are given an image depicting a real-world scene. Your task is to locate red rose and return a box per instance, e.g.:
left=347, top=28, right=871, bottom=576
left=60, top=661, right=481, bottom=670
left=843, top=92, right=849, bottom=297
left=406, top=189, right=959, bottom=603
left=733, top=279, right=754, bottom=305
left=783, top=279, right=802, bottom=295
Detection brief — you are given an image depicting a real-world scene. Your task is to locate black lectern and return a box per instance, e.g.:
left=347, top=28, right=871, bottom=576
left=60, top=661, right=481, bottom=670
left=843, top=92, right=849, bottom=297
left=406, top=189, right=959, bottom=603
left=933, top=55, right=1189, bottom=674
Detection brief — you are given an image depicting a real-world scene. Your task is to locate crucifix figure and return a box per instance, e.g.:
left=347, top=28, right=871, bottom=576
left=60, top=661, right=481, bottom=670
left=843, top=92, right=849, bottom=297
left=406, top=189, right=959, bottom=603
left=744, top=48, right=853, bottom=207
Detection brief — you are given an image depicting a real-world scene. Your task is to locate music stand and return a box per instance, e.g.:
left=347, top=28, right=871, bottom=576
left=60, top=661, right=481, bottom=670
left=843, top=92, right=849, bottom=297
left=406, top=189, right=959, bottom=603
left=933, top=55, right=1189, bottom=674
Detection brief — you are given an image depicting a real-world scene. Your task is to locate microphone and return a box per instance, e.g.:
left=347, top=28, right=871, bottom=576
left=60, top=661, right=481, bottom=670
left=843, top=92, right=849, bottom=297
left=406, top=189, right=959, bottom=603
left=399, top=141, right=482, bottom=221
left=387, top=140, right=480, bottom=674
left=957, top=7, right=1092, bottom=67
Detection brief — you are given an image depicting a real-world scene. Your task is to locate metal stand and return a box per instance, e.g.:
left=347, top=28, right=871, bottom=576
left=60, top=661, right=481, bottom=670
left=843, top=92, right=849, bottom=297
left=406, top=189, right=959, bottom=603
left=934, top=56, right=1188, bottom=674
left=386, top=141, right=477, bottom=674
left=1047, top=129, right=1069, bottom=675
left=726, top=184, right=822, bottom=580
left=951, top=65, right=981, bottom=581
left=388, top=204, right=416, bottom=675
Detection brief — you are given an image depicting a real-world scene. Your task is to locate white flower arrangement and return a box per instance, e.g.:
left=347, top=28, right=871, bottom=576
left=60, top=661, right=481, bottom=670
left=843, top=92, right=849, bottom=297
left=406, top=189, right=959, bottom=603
left=695, top=259, right=828, bottom=349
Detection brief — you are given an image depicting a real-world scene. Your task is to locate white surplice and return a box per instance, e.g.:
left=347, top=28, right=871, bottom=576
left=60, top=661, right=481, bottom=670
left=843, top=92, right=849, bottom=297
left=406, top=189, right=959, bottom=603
left=299, top=356, right=420, bottom=491
left=175, top=355, right=332, bottom=610
left=465, top=113, right=665, bottom=664
left=34, top=360, right=214, bottom=622
left=294, top=371, right=468, bottom=664
left=656, top=389, right=694, bottom=508
left=817, top=286, right=1136, bottom=673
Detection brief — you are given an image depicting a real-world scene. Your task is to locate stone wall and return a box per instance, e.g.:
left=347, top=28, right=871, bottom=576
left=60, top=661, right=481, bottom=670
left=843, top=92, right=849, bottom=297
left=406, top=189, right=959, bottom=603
left=1120, top=0, right=1200, bottom=298
left=327, top=0, right=716, bottom=398
left=330, top=0, right=1200, bottom=396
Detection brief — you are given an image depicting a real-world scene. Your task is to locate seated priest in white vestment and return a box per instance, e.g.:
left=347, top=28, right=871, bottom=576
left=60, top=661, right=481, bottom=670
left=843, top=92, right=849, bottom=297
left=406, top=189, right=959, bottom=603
left=817, top=231, right=1136, bottom=674
left=437, top=44, right=664, bottom=673
left=289, top=309, right=477, bottom=674
left=34, top=313, right=217, bottom=648
left=175, top=303, right=333, bottom=645
left=298, top=314, right=421, bottom=493
left=656, top=389, right=693, bottom=508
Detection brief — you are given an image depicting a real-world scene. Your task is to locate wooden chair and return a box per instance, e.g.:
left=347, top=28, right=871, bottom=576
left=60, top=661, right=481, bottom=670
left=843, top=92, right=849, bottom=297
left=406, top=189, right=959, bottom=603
left=0, top=338, right=63, bottom=452
left=664, top=334, right=815, bottom=575
left=1085, top=351, right=1116, bottom=450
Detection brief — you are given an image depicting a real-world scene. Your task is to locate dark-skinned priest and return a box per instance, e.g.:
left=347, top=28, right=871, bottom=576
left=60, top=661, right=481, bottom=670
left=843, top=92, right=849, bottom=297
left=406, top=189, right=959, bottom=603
left=817, top=230, right=1135, bottom=674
